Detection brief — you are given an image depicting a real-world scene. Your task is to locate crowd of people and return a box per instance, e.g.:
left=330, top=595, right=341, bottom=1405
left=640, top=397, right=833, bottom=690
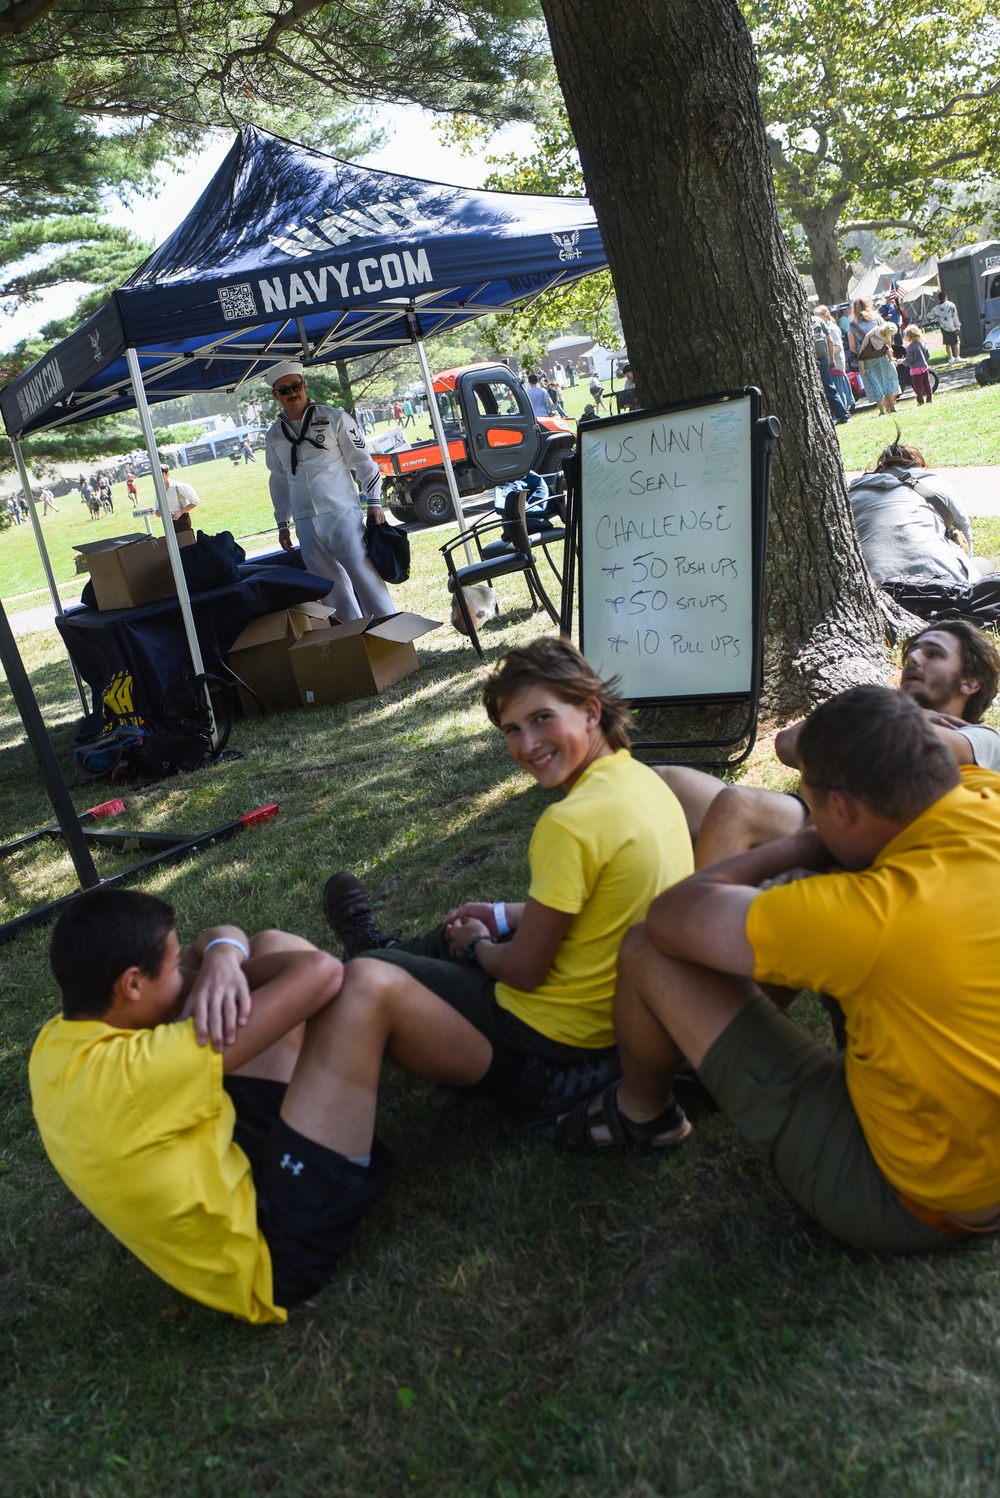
left=28, top=621, right=1000, bottom=1324
left=3, top=486, right=59, bottom=524
left=823, top=286, right=962, bottom=418
left=78, top=471, right=117, bottom=519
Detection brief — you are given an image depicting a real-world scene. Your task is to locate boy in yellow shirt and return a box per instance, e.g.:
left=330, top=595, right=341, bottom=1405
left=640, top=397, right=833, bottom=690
left=322, top=637, right=693, bottom=1140
left=30, top=888, right=491, bottom=1323
left=558, top=686, right=1000, bottom=1251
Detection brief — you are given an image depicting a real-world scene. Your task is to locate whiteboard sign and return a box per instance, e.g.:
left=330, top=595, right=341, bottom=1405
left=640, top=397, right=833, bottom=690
left=579, top=392, right=757, bottom=700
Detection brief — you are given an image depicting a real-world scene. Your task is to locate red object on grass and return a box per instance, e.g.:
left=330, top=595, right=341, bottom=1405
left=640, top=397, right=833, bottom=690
left=86, top=799, right=125, bottom=819
left=237, top=804, right=279, bottom=828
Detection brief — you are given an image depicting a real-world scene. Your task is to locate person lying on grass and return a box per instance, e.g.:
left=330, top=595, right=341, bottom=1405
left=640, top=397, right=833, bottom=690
left=658, top=619, right=1000, bottom=867
left=322, top=636, right=693, bottom=1140
left=30, top=888, right=492, bottom=1324
left=557, top=686, right=1000, bottom=1255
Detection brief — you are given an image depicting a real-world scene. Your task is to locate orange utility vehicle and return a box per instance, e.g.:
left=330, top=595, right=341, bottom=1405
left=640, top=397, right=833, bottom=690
left=372, top=363, right=575, bottom=524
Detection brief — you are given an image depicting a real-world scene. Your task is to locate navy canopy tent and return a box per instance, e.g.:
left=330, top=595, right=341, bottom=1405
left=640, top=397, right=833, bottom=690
left=0, top=123, right=606, bottom=722
left=0, top=124, right=606, bottom=438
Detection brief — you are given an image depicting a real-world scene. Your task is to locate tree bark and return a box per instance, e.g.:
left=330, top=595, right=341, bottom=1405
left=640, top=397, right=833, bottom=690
left=336, top=357, right=356, bottom=416
left=539, top=0, right=897, bottom=712
left=797, top=200, right=853, bottom=306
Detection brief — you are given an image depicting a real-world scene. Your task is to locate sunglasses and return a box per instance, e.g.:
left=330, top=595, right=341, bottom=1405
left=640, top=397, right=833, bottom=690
left=275, top=380, right=304, bottom=397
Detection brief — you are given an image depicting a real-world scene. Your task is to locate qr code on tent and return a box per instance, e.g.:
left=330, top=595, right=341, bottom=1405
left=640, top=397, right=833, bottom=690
left=218, top=284, right=256, bottom=321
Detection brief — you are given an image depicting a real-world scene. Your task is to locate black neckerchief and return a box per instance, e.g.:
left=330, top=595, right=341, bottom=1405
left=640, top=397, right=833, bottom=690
left=281, top=402, right=326, bottom=476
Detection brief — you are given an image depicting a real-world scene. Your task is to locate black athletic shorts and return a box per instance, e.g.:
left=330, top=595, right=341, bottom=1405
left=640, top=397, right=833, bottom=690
left=224, top=1076, right=396, bottom=1310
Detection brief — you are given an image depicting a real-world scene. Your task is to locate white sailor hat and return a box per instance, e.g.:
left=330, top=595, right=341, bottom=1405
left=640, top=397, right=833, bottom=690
left=266, top=360, right=305, bottom=387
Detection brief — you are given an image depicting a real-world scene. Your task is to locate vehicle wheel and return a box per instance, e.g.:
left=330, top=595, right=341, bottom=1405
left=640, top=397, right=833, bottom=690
left=546, top=439, right=576, bottom=468
left=389, top=503, right=412, bottom=523
left=975, top=360, right=990, bottom=387
left=987, top=362, right=1000, bottom=386
left=411, top=483, right=453, bottom=525
left=930, top=369, right=940, bottom=394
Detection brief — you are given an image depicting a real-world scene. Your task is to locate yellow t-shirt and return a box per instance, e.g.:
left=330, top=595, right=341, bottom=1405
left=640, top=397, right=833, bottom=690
left=746, top=766, right=1000, bottom=1214
left=495, top=749, right=693, bottom=1048
left=29, top=1015, right=286, bottom=1324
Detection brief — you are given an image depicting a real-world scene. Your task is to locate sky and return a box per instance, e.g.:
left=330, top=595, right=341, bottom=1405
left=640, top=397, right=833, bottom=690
left=0, top=105, right=535, bottom=346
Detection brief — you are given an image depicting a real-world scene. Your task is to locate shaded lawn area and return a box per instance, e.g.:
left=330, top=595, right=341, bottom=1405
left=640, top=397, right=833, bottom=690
left=3, top=532, right=1000, bottom=1496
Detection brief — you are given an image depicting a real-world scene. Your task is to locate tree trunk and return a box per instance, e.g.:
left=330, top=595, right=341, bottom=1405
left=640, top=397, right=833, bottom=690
left=798, top=198, right=853, bottom=306
left=336, top=357, right=356, bottom=415
left=539, top=0, right=896, bottom=712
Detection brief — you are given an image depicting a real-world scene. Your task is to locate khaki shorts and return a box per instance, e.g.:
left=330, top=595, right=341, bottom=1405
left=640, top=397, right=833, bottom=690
left=697, top=996, right=972, bottom=1254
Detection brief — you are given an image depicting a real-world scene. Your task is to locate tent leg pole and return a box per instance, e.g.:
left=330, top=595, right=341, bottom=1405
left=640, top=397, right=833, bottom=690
left=413, top=335, right=474, bottom=565
left=0, top=598, right=100, bottom=889
left=125, top=348, right=219, bottom=749
left=11, top=437, right=90, bottom=716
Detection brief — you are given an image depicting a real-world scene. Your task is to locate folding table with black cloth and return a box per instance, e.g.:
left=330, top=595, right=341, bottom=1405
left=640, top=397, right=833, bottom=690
left=57, top=549, right=332, bottom=735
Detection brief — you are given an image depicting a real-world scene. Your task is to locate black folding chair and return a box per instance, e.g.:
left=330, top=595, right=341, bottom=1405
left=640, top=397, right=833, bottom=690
left=441, top=486, right=562, bottom=657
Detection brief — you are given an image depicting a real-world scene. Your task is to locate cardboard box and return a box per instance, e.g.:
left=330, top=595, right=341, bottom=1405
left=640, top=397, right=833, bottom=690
left=73, top=531, right=195, bottom=610
left=226, top=602, right=333, bottom=714
left=289, top=613, right=441, bottom=706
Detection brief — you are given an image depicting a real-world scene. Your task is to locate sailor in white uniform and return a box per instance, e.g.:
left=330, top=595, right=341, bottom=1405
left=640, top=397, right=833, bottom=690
left=264, top=359, right=394, bottom=620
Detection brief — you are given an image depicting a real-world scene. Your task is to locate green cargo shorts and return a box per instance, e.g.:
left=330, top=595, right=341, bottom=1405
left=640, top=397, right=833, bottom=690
left=697, top=995, right=970, bottom=1254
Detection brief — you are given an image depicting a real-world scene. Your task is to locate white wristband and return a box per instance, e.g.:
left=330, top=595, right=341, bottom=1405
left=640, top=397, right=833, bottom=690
left=203, top=936, right=250, bottom=961
left=493, top=902, right=509, bottom=937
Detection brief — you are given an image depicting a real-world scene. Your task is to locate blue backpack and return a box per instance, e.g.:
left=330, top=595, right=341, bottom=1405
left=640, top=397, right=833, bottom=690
left=73, top=724, right=151, bottom=782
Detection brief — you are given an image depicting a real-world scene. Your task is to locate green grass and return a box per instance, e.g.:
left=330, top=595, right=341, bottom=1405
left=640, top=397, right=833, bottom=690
left=0, top=456, right=281, bottom=613
left=4, top=529, right=1000, bottom=1495
left=836, top=378, right=1000, bottom=471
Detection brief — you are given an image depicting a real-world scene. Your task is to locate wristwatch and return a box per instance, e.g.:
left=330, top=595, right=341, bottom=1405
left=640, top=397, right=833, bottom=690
left=464, top=934, right=494, bottom=967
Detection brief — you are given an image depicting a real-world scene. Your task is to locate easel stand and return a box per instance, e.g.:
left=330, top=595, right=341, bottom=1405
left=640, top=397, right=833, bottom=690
left=561, top=388, right=778, bottom=766
left=0, top=598, right=276, bottom=946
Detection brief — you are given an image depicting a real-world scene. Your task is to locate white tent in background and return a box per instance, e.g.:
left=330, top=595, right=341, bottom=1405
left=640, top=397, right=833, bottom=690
left=847, top=261, right=898, bottom=304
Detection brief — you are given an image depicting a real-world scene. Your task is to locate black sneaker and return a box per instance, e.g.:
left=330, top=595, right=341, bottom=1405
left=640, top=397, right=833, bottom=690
left=322, top=871, right=397, bottom=959
left=501, top=1049, right=622, bottom=1140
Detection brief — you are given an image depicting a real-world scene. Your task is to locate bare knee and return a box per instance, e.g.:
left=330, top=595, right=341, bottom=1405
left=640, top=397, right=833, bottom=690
left=618, top=920, right=661, bottom=980
left=337, top=956, right=400, bottom=1019
left=250, top=929, right=318, bottom=958
left=699, top=784, right=757, bottom=844
left=695, top=785, right=805, bottom=867
left=654, top=765, right=726, bottom=843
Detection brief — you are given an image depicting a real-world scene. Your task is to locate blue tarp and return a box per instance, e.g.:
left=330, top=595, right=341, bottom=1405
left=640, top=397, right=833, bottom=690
left=1, top=124, right=607, bottom=438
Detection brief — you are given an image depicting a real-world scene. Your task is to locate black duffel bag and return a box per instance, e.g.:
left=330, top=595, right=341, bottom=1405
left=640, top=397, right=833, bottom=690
left=180, top=530, right=246, bottom=592
left=365, top=513, right=411, bottom=585
left=883, top=574, right=1000, bottom=626
left=139, top=671, right=235, bottom=778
